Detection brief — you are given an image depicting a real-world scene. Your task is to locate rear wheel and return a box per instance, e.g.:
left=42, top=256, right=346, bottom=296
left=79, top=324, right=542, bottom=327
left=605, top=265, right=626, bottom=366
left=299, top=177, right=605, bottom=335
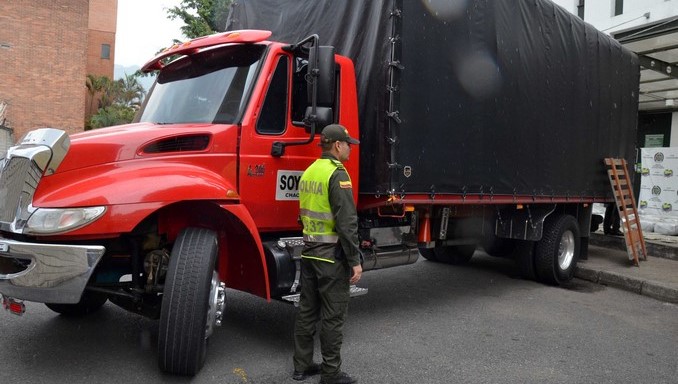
left=418, top=247, right=437, bottom=261
left=535, top=215, right=580, bottom=285
left=158, top=227, right=225, bottom=376
left=418, top=245, right=476, bottom=265
left=45, top=291, right=107, bottom=317
left=436, top=245, right=476, bottom=265
left=483, top=236, right=516, bottom=258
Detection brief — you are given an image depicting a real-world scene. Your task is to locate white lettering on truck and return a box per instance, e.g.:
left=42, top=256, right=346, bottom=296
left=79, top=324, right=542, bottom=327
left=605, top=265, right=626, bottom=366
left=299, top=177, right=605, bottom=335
left=276, top=170, right=304, bottom=200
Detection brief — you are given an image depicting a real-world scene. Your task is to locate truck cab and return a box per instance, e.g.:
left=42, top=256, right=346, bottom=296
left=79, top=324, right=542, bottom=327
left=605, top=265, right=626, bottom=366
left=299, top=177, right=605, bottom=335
left=138, top=31, right=361, bottom=231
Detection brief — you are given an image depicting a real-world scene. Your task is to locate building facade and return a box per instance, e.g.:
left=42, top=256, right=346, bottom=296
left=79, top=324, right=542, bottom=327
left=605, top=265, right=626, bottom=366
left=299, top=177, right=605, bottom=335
left=86, top=0, right=118, bottom=118
left=0, top=0, right=117, bottom=150
left=552, top=0, right=678, bottom=148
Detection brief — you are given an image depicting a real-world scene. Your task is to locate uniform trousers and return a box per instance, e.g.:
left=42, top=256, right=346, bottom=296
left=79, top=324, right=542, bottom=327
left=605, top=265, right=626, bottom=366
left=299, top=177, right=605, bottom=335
left=293, top=257, right=351, bottom=378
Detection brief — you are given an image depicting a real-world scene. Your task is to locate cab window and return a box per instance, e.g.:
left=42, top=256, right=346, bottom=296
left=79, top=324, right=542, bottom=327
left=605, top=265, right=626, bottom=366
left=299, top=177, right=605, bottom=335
left=256, top=56, right=289, bottom=134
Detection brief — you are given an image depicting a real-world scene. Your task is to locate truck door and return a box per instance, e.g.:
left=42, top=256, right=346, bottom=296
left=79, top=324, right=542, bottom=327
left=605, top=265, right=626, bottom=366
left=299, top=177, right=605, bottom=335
left=238, top=51, right=320, bottom=231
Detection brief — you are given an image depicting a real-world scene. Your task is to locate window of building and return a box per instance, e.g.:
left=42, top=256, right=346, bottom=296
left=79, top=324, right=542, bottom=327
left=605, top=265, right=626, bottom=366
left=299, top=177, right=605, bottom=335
left=577, top=0, right=585, bottom=20
left=101, top=44, right=111, bottom=59
left=256, top=56, right=289, bottom=135
left=614, top=0, right=623, bottom=16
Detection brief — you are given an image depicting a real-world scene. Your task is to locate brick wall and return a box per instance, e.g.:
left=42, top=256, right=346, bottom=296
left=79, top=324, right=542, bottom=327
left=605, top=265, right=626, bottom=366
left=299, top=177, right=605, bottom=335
left=89, top=0, right=117, bottom=32
left=0, top=0, right=89, bottom=139
left=87, top=30, right=115, bottom=77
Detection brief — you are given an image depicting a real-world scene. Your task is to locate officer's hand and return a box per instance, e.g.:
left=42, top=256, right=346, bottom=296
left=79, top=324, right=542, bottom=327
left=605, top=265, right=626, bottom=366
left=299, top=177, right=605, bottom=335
left=350, top=265, right=362, bottom=285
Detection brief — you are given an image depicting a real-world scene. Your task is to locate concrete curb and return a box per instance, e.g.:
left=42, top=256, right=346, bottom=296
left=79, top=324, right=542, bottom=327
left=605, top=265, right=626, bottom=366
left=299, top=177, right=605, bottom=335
left=599, top=270, right=643, bottom=294
left=641, top=282, right=678, bottom=304
left=575, top=265, right=678, bottom=304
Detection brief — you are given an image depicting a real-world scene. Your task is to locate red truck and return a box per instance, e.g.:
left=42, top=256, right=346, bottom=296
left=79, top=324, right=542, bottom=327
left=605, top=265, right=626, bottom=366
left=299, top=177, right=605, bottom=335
left=0, top=0, right=637, bottom=376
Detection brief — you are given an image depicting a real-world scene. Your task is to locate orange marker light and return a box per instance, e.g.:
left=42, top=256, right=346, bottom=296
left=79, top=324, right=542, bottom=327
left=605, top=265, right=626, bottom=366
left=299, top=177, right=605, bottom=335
left=418, top=212, right=431, bottom=243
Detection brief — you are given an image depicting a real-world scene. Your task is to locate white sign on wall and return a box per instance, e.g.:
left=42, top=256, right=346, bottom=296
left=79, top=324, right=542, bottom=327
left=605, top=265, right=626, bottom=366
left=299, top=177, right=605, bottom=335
left=638, top=147, right=678, bottom=218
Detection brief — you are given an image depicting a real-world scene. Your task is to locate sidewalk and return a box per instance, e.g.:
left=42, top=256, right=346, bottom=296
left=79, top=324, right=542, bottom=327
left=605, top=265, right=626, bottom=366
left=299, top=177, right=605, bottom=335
left=578, top=232, right=678, bottom=304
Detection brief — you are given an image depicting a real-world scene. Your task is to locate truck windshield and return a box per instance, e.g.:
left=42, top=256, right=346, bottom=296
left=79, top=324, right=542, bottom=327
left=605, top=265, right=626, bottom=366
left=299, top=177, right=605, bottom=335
left=137, top=44, right=266, bottom=124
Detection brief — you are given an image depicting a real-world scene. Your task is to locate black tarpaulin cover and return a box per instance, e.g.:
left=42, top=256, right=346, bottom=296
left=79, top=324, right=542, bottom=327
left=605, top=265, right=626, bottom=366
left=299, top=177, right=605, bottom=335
left=227, top=0, right=639, bottom=199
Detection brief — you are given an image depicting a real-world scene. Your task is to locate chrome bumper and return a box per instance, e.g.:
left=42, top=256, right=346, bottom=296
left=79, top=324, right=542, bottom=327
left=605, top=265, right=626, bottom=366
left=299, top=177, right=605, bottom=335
left=0, top=238, right=105, bottom=304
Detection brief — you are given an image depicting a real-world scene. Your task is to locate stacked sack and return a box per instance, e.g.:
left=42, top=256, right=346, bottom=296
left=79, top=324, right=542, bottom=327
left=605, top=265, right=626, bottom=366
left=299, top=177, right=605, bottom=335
left=655, top=219, right=678, bottom=236
left=638, top=212, right=678, bottom=236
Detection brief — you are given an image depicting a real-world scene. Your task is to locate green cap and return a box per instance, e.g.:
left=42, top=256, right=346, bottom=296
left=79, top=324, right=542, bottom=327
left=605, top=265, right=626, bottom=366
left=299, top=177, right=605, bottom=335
left=320, top=124, right=360, bottom=145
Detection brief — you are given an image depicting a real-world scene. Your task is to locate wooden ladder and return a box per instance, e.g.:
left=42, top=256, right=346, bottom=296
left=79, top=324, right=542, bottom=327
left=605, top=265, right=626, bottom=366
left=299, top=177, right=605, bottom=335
left=604, top=158, right=647, bottom=266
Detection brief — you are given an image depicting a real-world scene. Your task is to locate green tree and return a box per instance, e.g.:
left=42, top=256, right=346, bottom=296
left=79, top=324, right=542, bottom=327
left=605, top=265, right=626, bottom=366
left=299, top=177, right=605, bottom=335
left=86, top=73, right=147, bottom=129
left=117, top=73, right=146, bottom=108
left=85, top=74, right=108, bottom=116
left=166, top=0, right=232, bottom=39
left=89, top=105, right=136, bottom=129
left=98, top=76, right=119, bottom=110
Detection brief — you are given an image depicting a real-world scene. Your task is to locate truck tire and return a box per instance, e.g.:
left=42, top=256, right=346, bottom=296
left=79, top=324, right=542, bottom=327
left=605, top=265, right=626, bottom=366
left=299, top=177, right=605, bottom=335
left=158, top=227, right=220, bottom=376
left=418, top=247, right=437, bottom=261
left=420, top=245, right=475, bottom=265
left=534, top=215, right=579, bottom=285
left=483, top=237, right=516, bottom=258
left=45, top=291, right=107, bottom=317
left=435, top=245, right=476, bottom=265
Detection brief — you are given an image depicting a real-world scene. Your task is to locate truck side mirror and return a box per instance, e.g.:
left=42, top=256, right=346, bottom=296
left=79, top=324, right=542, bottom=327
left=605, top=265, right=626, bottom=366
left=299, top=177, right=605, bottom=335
left=304, top=106, right=333, bottom=130
left=272, top=38, right=335, bottom=156
left=308, top=46, right=336, bottom=107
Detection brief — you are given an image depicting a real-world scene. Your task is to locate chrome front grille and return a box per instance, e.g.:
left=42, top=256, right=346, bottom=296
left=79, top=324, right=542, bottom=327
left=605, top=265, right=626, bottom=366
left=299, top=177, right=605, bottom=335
left=0, top=157, right=41, bottom=224
left=0, top=128, right=70, bottom=233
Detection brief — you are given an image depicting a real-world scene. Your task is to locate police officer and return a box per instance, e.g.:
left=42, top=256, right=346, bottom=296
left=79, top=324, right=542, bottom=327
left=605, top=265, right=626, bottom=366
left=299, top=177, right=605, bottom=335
left=293, top=124, right=362, bottom=384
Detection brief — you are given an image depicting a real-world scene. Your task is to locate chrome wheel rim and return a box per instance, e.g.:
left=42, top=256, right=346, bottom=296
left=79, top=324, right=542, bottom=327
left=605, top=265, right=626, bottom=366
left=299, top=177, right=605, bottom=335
left=205, top=271, right=226, bottom=338
left=558, top=230, right=575, bottom=270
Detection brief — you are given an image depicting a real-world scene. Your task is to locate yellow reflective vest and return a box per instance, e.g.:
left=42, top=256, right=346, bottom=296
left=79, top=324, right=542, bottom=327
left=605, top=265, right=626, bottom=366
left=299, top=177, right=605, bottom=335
left=299, top=159, right=344, bottom=262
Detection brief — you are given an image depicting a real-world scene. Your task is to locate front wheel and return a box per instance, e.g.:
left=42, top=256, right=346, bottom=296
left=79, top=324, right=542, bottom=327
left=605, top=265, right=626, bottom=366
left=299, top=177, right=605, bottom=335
left=158, top=227, right=224, bottom=376
left=535, top=215, right=580, bottom=285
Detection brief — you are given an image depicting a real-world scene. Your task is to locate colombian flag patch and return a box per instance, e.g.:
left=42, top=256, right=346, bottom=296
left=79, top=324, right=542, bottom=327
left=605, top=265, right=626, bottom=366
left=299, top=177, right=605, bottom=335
left=339, top=181, right=352, bottom=189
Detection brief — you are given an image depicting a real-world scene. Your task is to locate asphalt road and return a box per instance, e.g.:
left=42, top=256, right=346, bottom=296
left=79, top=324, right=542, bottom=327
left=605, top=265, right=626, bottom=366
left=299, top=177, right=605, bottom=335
left=1, top=252, right=677, bottom=384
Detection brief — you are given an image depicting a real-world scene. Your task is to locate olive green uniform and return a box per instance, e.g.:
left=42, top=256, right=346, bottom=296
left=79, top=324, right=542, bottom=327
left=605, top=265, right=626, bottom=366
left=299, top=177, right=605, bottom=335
left=293, top=153, right=361, bottom=380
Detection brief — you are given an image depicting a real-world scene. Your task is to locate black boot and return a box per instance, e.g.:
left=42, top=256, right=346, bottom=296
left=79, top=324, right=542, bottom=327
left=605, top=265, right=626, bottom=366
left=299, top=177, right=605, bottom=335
left=319, top=372, right=357, bottom=384
left=293, top=363, right=321, bottom=381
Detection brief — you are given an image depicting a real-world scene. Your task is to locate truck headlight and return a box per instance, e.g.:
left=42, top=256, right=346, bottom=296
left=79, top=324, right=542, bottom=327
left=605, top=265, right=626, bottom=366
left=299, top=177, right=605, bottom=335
left=25, top=207, right=106, bottom=235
